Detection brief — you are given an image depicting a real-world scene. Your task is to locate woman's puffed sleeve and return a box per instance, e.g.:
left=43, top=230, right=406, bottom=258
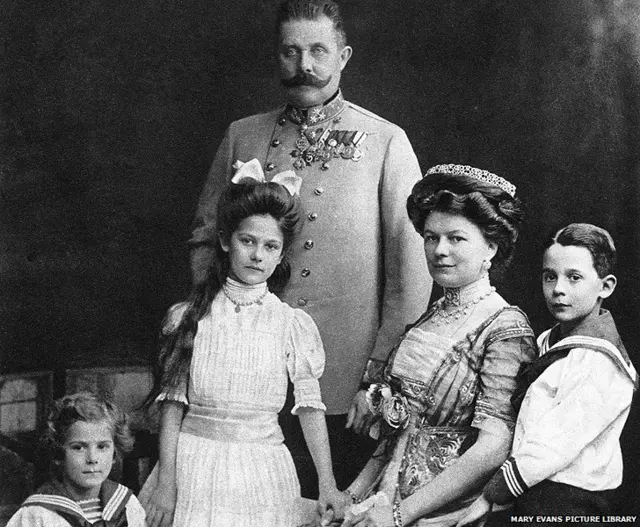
left=155, top=302, right=190, bottom=406
left=286, top=309, right=327, bottom=415
left=472, top=325, right=537, bottom=436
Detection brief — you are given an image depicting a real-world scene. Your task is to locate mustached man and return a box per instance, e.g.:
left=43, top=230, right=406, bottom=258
left=188, top=0, right=431, bottom=493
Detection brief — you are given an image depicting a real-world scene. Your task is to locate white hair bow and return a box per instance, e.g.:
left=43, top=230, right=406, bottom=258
left=231, top=159, right=302, bottom=196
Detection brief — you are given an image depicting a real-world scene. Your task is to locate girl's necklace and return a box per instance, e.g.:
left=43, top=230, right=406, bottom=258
left=430, top=286, right=496, bottom=327
left=222, top=284, right=268, bottom=313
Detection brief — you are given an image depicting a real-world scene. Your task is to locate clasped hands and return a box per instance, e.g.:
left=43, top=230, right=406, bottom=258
left=311, top=494, right=492, bottom=527
left=308, top=492, right=395, bottom=527
left=306, top=502, right=395, bottom=527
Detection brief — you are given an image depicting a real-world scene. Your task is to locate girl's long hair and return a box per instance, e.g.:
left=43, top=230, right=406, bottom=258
left=145, top=179, right=301, bottom=406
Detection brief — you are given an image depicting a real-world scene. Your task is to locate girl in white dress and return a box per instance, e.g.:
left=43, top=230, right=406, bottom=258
left=139, top=159, right=347, bottom=527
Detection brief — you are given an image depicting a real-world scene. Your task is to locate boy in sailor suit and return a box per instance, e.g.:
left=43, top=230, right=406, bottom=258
left=459, top=223, right=638, bottom=526
left=7, top=393, right=146, bottom=527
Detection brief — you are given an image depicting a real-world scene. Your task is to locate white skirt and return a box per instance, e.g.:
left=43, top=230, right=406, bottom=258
left=141, top=430, right=306, bottom=527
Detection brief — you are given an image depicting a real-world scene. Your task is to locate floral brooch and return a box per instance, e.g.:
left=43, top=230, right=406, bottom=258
left=366, top=383, right=410, bottom=440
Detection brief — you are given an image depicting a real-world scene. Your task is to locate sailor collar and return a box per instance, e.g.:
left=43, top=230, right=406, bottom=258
left=21, top=479, right=132, bottom=526
left=540, top=310, right=638, bottom=388
left=283, top=90, right=346, bottom=126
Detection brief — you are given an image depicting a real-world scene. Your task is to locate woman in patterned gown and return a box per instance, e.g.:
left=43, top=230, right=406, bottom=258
left=341, top=165, right=538, bottom=527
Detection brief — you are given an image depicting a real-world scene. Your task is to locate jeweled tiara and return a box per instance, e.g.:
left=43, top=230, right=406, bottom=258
left=425, top=164, right=516, bottom=197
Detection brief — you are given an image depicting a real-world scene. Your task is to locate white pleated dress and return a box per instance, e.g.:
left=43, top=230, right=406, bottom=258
left=148, top=278, right=326, bottom=527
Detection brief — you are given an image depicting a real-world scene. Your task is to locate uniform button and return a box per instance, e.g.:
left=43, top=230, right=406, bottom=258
left=271, top=139, right=281, bottom=147
left=297, top=298, right=307, bottom=307
left=265, top=163, right=275, bottom=171
left=304, top=240, right=314, bottom=250
left=308, top=212, right=318, bottom=221
left=301, top=268, right=311, bottom=277
left=314, top=187, right=324, bottom=195
left=321, top=163, right=329, bottom=171
left=278, top=116, right=286, bottom=126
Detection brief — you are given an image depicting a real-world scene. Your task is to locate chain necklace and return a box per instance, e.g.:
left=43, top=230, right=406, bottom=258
left=222, top=284, right=268, bottom=313
left=430, top=286, right=496, bottom=326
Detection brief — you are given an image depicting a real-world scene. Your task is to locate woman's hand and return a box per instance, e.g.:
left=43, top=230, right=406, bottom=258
left=346, top=389, right=373, bottom=435
left=140, top=484, right=176, bottom=527
left=340, top=503, right=394, bottom=527
left=317, top=486, right=352, bottom=524
left=456, top=495, right=492, bottom=527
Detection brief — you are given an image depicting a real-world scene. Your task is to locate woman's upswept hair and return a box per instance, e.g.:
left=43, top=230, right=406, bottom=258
left=146, top=179, right=301, bottom=405
left=545, top=223, right=616, bottom=278
left=407, top=172, right=524, bottom=271
left=43, top=392, right=133, bottom=478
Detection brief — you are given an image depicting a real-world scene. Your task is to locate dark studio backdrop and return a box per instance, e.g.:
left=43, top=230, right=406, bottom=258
left=1, top=0, right=640, bottom=514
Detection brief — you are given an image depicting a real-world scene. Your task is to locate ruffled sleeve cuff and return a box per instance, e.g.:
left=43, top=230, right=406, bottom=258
left=155, top=372, right=189, bottom=405
left=291, top=377, right=326, bottom=414
left=155, top=389, right=188, bottom=406
left=484, top=457, right=529, bottom=505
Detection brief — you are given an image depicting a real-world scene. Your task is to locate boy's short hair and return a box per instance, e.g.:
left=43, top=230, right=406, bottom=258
left=43, top=392, right=134, bottom=474
left=547, top=223, right=617, bottom=278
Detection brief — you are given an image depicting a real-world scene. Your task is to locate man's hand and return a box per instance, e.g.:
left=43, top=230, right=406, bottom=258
left=345, top=389, right=373, bottom=435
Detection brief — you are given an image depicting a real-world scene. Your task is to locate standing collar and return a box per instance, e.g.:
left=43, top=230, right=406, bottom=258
left=442, top=276, right=493, bottom=307
left=284, top=90, right=345, bottom=126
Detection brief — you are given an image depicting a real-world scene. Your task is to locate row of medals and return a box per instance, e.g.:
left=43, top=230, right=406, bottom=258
left=291, top=123, right=367, bottom=170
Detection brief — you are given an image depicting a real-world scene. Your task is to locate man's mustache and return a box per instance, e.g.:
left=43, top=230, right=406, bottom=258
left=281, top=72, right=332, bottom=88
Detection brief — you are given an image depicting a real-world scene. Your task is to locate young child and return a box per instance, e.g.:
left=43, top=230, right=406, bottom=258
left=139, top=159, right=347, bottom=527
left=458, top=223, right=638, bottom=526
left=7, top=392, right=147, bottom=527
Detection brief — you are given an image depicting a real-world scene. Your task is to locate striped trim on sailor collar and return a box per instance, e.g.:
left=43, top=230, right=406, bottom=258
left=541, top=332, right=638, bottom=388
left=23, top=494, right=85, bottom=520
left=23, top=482, right=131, bottom=523
left=101, top=483, right=130, bottom=520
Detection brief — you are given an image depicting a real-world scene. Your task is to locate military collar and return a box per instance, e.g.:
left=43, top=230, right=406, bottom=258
left=283, top=90, right=345, bottom=126
left=21, top=479, right=132, bottom=526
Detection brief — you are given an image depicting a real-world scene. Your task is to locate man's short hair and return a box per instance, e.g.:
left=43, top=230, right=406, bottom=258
left=276, top=0, right=347, bottom=47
